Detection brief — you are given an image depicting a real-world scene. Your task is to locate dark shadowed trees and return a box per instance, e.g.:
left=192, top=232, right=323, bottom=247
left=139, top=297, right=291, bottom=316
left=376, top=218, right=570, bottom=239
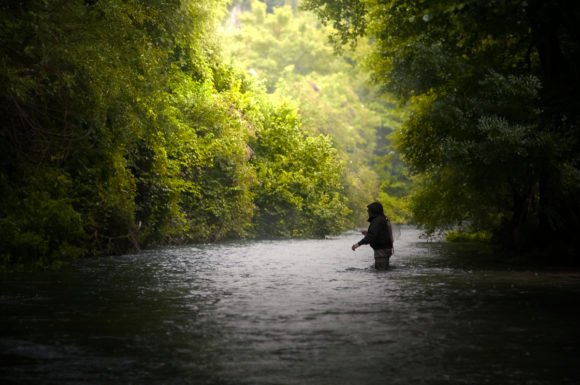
left=303, top=0, right=580, bottom=258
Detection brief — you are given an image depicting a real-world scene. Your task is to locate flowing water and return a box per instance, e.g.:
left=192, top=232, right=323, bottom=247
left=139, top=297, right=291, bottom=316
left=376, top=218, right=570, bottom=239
left=2, top=227, right=580, bottom=384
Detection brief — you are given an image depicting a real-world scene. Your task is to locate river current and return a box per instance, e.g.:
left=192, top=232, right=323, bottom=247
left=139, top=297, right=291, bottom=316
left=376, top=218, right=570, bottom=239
left=1, top=226, right=580, bottom=384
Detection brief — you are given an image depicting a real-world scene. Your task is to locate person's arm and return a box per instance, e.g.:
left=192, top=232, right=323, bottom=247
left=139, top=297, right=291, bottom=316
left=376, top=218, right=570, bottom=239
left=352, top=221, right=378, bottom=250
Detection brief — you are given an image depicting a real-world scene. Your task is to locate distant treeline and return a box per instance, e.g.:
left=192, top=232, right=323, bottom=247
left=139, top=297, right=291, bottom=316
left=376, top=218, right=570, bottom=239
left=222, top=0, right=412, bottom=227
left=0, top=0, right=351, bottom=269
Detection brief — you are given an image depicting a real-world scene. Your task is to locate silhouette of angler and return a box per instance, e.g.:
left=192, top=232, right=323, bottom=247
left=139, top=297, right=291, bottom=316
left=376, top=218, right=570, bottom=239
left=351, top=202, right=394, bottom=269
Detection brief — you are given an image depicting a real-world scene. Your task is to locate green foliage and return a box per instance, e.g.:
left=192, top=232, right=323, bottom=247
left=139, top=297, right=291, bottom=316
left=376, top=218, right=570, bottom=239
left=304, top=0, right=580, bottom=257
left=159, top=72, right=257, bottom=242
left=250, top=102, right=350, bottom=237
left=403, top=72, right=547, bottom=233
left=0, top=168, right=85, bottom=270
left=0, top=0, right=242, bottom=266
left=1, top=0, right=355, bottom=269
left=224, top=0, right=413, bottom=227
left=300, top=0, right=366, bottom=49
left=226, top=1, right=348, bottom=92
left=445, top=231, right=492, bottom=244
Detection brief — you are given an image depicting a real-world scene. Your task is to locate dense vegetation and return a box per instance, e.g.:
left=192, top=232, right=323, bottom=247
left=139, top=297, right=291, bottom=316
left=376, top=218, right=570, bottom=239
left=6, top=0, right=571, bottom=268
left=1, top=0, right=370, bottom=269
left=222, top=0, right=412, bottom=226
left=303, top=0, right=580, bottom=259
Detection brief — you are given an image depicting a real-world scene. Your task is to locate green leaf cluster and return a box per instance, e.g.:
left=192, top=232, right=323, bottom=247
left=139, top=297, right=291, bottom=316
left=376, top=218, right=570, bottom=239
left=0, top=0, right=349, bottom=269
left=250, top=102, right=349, bottom=237
left=223, top=0, right=413, bottom=227
left=304, top=0, right=580, bottom=257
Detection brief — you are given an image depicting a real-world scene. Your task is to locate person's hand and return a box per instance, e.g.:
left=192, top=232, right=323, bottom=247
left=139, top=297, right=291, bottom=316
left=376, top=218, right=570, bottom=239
left=361, top=230, right=368, bottom=236
left=352, top=243, right=359, bottom=251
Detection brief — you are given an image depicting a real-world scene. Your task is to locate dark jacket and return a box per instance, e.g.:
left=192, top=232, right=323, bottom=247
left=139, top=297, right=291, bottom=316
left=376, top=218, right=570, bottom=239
left=358, top=202, right=393, bottom=250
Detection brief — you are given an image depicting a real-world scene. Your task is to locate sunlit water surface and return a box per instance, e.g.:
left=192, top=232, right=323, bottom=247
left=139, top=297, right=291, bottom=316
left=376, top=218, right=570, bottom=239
left=2, top=227, right=580, bottom=384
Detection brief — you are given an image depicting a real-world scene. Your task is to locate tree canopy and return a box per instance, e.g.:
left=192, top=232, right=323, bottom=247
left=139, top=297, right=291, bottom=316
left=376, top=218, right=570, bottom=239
left=0, top=0, right=355, bottom=269
left=6, top=0, right=573, bottom=268
left=222, top=0, right=412, bottom=226
left=303, top=0, right=580, bottom=257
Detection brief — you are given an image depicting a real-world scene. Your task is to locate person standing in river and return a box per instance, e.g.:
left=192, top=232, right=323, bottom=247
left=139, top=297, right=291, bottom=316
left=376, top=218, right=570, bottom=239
left=351, top=202, right=394, bottom=270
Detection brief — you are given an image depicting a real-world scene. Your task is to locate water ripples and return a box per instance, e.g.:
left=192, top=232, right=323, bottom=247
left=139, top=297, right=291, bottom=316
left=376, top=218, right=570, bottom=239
left=2, top=227, right=580, bottom=384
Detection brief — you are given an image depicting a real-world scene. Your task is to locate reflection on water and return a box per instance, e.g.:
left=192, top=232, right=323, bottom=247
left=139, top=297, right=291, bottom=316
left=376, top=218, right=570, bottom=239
left=2, top=227, right=580, bottom=384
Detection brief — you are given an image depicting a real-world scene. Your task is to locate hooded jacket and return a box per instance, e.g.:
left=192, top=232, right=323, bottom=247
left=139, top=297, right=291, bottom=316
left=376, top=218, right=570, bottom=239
left=358, top=202, right=393, bottom=250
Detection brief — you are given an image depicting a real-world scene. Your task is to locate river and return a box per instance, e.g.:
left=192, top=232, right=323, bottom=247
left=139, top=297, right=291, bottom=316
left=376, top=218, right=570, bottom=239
left=1, top=226, right=580, bottom=384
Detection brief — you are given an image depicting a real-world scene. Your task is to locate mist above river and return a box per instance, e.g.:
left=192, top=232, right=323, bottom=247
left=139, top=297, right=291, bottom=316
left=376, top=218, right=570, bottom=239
left=2, top=227, right=579, bottom=384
